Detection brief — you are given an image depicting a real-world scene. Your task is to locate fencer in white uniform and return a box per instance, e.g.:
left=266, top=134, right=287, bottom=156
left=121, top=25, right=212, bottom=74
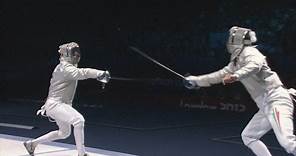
left=23, top=42, right=111, bottom=156
left=184, top=26, right=296, bottom=156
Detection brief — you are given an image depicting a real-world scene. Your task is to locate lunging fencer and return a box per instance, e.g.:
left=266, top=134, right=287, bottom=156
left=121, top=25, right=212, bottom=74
left=184, top=26, right=296, bottom=156
left=23, top=42, right=111, bottom=156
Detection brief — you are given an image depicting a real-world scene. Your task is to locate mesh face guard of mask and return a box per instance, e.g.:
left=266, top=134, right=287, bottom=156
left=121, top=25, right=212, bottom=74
left=227, top=26, right=257, bottom=59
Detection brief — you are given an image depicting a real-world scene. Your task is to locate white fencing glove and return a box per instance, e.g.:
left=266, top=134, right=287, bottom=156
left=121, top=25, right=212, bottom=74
left=184, top=74, right=200, bottom=90
left=97, top=70, right=111, bottom=83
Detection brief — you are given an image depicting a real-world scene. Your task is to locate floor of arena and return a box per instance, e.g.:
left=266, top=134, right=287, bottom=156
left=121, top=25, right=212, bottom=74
left=0, top=99, right=292, bottom=156
left=0, top=134, right=135, bottom=156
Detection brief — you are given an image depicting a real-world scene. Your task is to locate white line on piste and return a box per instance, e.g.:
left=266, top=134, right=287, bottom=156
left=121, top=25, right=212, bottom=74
left=0, top=122, right=35, bottom=130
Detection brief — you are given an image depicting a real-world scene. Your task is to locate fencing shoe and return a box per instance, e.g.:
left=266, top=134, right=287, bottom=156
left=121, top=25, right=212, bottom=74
left=23, top=140, right=36, bottom=156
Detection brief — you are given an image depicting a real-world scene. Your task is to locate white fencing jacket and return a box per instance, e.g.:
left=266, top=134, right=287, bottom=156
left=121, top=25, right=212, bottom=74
left=188, top=46, right=283, bottom=107
left=47, top=61, right=105, bottom=105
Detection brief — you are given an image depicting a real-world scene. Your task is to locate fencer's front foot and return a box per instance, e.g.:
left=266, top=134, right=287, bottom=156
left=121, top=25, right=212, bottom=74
left=23, top=140, right=37, bottom=156
left=78, top=153, right=89, bottom=156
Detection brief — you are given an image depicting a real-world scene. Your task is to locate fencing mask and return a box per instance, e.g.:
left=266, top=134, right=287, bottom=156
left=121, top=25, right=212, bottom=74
left=227, top=26, right=257, bottom=60
left=58, top=42, right=81, bottom=65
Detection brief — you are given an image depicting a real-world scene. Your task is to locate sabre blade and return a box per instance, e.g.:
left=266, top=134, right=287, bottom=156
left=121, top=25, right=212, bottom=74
left=129, top=46, right=185, bottom=79
left=110, top=76, right=162, bottom=82
left=110, top=77, right=140, bottom=81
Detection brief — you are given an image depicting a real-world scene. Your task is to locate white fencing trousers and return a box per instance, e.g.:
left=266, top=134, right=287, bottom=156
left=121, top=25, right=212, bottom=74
left=33, top=103, right=86, bottom=155
left=241, top=87, right=296, bottom=156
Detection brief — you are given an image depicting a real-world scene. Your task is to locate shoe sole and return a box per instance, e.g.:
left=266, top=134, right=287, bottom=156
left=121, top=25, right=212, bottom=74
left=23, top=142, right=34, bottom=156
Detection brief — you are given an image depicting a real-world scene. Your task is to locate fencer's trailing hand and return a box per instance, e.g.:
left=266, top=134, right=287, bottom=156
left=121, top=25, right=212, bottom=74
left=97, top=70, right=111, bottom=83
left=222, top=74, right=238, bottom=85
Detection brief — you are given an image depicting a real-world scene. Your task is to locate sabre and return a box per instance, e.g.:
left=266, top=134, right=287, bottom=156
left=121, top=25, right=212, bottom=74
left=100, top=76, right=151, bottom=89
left=129, top=46, right=185, bottom=79
left=110, top=77, right=145, bottom=81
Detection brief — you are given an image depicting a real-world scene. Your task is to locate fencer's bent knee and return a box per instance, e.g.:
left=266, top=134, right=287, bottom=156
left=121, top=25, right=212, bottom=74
left=282, top=143, right=295, bottom=154
left=57, top=128, right=71, bottom=139
left=277, top=137, right=296, bottom=154
left=241, top=130, right=257, bottom=146
left=72, top=116, right=85, bottom=127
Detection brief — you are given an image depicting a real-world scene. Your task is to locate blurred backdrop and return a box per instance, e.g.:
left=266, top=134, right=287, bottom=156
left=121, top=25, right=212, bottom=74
left=1, top=0, right=296, bottom=114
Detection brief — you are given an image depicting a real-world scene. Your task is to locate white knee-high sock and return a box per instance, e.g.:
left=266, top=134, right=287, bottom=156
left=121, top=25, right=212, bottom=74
left=74, top=124, right=85, bottom=155
left=248, top=140, right=272, bottom=156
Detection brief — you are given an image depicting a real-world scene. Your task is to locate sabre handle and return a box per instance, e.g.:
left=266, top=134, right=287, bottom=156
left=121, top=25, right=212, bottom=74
left=183, top=73, right=200, bottom=90
left=97, top=70, right=111, bottom=89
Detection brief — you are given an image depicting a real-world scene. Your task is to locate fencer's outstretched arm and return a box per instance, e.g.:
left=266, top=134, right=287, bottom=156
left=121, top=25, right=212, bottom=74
left=232, top=47, right=265, bottom=81
left=186, top=62, right=234, bottom=87
left=62, top=62, right=106, bottom=80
